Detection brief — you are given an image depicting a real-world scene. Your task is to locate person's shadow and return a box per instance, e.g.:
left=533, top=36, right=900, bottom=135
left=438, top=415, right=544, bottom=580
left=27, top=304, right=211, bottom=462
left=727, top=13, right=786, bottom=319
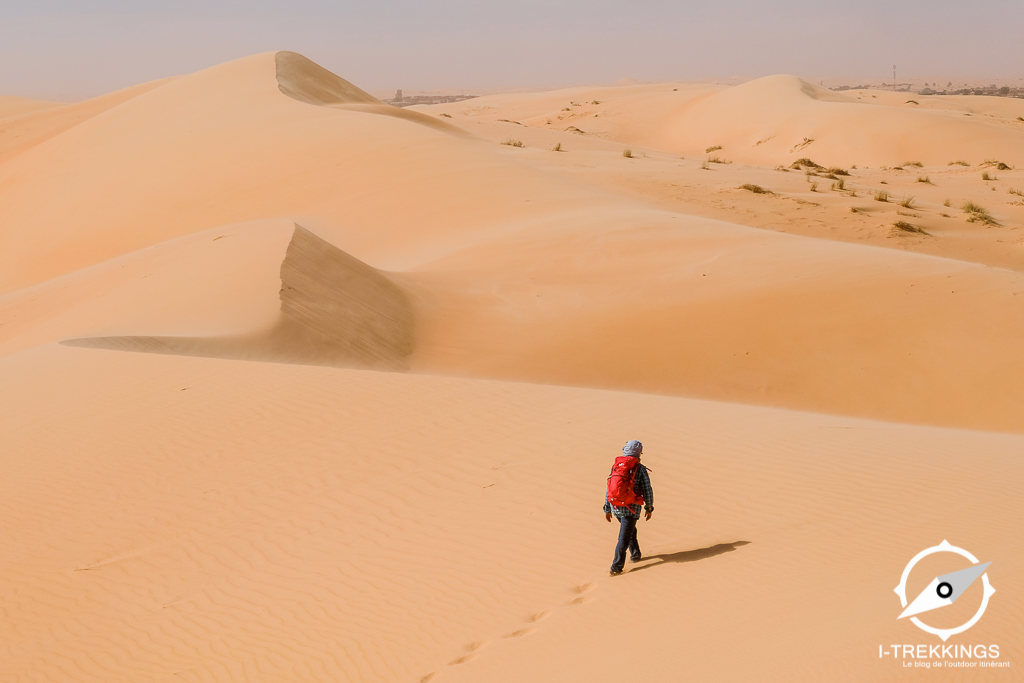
left=628, top=541, right=750, bottom=573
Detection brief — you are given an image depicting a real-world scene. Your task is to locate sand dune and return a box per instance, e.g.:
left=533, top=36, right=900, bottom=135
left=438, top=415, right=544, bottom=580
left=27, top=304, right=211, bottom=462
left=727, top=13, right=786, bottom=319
left=63, top=224, right=415, bottom=369
left=0, top=95, right=61, bottom=119
left=426, top=75, right=1024, bottom=168
left=1, top=54, right=1023, bottom=430
left=0, top=346, right=1020, bottom=682
left=2, top=52, right=1023, bottom=683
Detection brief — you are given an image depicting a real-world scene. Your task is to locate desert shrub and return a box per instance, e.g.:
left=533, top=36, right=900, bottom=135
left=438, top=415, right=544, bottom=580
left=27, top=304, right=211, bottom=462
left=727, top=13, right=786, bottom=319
left=622, top=149, right=633, bottom=158
left=739, top=184, right=772, bottom=194
left=943, top=198, right=952, bottom=207
left=591, top=100, right=600, bottom=105
left=917, top=176, right=932, bottom=184
left=561, top=107, right=571, bottom=111
left=552, top=142, right=562, bottom=152
left=827, top=167, right=850, bottom=176
left=899, top=195, right=916, bottom=209
left=903, top=161, right=924, bottom=167
left=948, top=160, right=970, bottom=166
left=700, top=160, right=710, bottom=170
left=981, top=159, right=1012, bottom=170
left=791, top=157, right=822, bottom=169
left=982, top=171, right=992, bottom=181
left=705, top=145, right=722, bottom=153
left=893, top=221, right=927, bottom=234
left=1009, top=188, right=1024, bottom=197
left=834, top=177, right=846, bottom=190
left=502, top=139, right=524, bottom=147
left=874, top=190, right=890, bottom=202
left=810, top=181, right=819, bottom=192
left=1018, top=116, right=1024, bottom=122
left=962, top=201, right=997, bottom=224
left=707, top=156, right=728, bottom=164
left=438, top=113, right=452, bottom=118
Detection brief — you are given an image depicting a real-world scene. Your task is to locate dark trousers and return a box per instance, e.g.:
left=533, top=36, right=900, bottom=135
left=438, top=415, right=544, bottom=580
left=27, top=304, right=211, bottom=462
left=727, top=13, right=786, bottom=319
left=611, top=514, right=641, bottom=572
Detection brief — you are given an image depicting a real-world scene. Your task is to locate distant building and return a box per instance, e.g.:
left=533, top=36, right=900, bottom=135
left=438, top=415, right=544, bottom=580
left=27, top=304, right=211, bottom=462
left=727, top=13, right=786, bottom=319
left=385, top=90, right=479, bottom=108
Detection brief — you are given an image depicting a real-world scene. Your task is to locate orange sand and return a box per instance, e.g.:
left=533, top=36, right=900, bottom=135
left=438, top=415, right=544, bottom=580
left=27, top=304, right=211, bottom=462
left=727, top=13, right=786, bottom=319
left=1, top=53, right=1021, bottom=682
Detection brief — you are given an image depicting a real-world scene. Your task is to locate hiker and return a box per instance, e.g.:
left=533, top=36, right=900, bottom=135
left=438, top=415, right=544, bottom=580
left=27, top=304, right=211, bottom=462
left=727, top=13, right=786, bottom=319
left=604, top=439, right=654, bottom=576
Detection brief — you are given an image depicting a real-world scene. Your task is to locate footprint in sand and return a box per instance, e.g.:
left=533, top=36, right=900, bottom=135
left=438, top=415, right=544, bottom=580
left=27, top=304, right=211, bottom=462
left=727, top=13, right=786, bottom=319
left=502, top=627, right=536, bottom=638
left=526, top=609, right=551, bottom=623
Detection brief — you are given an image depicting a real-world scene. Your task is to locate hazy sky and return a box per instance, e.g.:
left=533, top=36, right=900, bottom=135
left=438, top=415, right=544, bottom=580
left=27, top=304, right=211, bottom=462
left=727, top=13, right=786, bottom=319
left=2, top=0, right=1022, bottom=100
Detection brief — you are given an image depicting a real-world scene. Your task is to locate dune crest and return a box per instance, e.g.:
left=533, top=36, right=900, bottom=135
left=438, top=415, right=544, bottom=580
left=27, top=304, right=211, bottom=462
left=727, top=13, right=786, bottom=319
left=274, top=51, right=382, bottom=106
left=63, top=225, right=415, bottom=369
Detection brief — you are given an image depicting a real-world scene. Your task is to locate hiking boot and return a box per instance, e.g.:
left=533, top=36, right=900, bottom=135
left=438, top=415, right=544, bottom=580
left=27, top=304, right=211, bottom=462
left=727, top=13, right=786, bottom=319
left=630, top=554, right=642, bottom=563
left=609, top=568, right=623, bottom=576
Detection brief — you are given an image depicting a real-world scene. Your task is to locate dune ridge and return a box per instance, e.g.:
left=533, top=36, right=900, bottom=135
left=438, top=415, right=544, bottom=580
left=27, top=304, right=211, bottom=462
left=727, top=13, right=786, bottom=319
left=274, top=51, right=382, bottom=106
left=63, top=225, right=415, bottom=369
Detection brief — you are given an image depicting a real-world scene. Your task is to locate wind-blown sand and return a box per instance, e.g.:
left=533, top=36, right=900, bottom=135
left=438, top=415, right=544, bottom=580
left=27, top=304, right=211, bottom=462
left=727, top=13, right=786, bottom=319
left=1, top=53, right=1021, bottom=682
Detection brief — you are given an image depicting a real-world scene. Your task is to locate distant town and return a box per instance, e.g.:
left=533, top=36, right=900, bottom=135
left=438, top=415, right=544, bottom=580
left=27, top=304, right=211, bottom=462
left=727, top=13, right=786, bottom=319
left=385, top=90, right=478, bottom=107
left=833, top=83, right=1024, bottom=98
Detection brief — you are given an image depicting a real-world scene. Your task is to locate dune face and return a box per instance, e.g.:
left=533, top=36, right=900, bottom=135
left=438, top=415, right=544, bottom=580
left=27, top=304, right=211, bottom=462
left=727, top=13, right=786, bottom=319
left=2, top=52, right=1023, bottom=683
left=274, top=50, right=383, bottom=106
left=63, top=225, right=415, bottom=369
left=0, top=95, right=61, bottom=119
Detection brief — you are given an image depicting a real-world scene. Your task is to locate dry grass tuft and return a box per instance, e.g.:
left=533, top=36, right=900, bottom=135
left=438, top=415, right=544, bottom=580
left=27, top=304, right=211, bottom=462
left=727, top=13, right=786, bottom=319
left=948, top=160, right=970, bottom=167
left=622, top=149, right=633, bottom=158
left=903, top=161, right=924, bottom=167
left=874, top=190, right=890, bottom=202
left=916, top=176, right=932, bottom=184
left=552, top=142, right=562, bottom=152
left=438, top=113, right=452, bottom=118
left=739, top=184, right=772, bottom=194
left=893, top=220, right=928, bottom=234
left=501, top=139, right=524, bottom=147
left=962, top=201, right=997, bottom=225
left=791, top=158, right=822, bottom=170
left=981, top=159, right=1011, bottom=170
left=827, top=167, right=850, bottom=176
left=705, top=145, right=722, bottom=153
left=899, top=195, right=916, bottom=209
left=982, top=171, right=994, bottom=181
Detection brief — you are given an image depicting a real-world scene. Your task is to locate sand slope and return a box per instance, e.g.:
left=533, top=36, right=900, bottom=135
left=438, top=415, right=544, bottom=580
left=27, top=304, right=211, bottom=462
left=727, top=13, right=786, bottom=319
left=0, top=95, right=61, bottom=119
left=426, top=76, right=1024, bottom=168
left=2, top=54, right=1024, bottom=433
left=2, top=53, right=1024, bottom=682
left=0, top=345, right=1019, bottom=682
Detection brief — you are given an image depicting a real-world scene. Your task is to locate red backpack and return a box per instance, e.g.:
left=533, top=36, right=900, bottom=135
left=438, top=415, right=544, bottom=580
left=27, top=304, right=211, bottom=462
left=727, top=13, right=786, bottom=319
left=607, top=456, right=644, bottom=507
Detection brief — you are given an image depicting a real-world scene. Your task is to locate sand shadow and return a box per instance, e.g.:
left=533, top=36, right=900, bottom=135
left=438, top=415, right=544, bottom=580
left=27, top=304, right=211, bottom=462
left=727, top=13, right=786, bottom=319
left=628, top=541, right=750, bottom=573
